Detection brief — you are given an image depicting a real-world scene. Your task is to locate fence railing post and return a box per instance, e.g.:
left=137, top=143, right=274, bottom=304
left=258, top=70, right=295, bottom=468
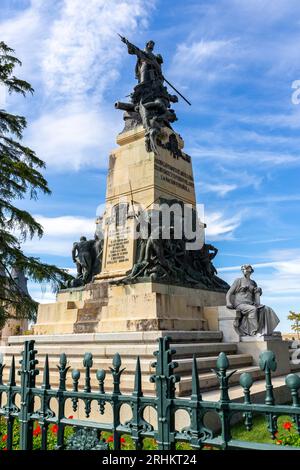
left=56, top=353, right=70, bottom=449
left=187, top=355, right=213, bottom=449
left=110, top=352, right=125, bottom=450
left=259, top=350, right=278, bottom=438
left=18, top=340, right=39, bottom=450
left=129, top=356, right=144, bottom=450
left=38, top=354, right=53, bottom=450
left=286, top=373, right=300, bottom=434
left=214, top=352, right=236, bottom=449
left=151, top=336, right=179, bottom=450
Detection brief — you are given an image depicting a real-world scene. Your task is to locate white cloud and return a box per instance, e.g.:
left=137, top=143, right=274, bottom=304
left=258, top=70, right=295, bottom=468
left=42, top=0, right=154, bottom=100
left=204, top=211, right=242, bottom=240
left=170, top=39, right=236, bottom=81
left=190, top=145, right=299, bottom=166
left=239, top=110, right=300, bottom=130
left=23, top=215, right=96, bottom=256
left=218, top=249, right=300, bottom=296
left=201, top=183, right=237, bottom=197
left=174, top=39, right=232, bottom=64
left=27, top=285, right=57, bottom=304
left=35, top=215, right=96, bottom=237
left=1, top=0, right=155, bottom=171
left=26, top=102, right=119, bottom=170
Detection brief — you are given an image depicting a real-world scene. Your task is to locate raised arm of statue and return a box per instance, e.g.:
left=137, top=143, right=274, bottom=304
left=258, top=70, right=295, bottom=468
left=120, top=36, right=145, bottom=59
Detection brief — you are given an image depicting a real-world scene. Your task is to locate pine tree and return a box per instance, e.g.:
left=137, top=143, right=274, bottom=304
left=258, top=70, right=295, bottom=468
left=287, top=310, right=300, bottom=340
left=0, top=42, right=72, bottom=328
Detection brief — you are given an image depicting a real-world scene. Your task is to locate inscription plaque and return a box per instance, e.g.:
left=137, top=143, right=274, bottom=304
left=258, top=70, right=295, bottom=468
left=106, top=226, right=130, bottom=265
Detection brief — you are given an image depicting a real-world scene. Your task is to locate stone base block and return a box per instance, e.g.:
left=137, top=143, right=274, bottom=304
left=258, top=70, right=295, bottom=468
left=34, top=281, right=226, bottom=335
left=33, top=282, right=109, bottom=335
left=203, top=305, right=240, bottom=342
left=97, top=282, right=227, bottom=332
left=238, top=334, right=291, bottom=376
left=203, top=305, right=290, bottom=376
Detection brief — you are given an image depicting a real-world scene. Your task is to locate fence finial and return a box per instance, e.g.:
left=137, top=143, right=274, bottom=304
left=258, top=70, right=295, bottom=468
left=240, top=372, right=253, bottom=430
left=0, top=352, right=5, bottom=386
left=57, top=353, right=70, bottom=391
left=213, top=352, right=236, bottom=404
left=96, top=368, right=106, bottom=414
left=42, top=355, right=50, bottom=390
left=133, top=356, right=143, bottom=397
left=71, top=369, right=80, bottom=412
left=8, top=355, right=16, bottom=387
left=191, top=355, right=201, bottom=401
left=110, top=353, right=125, bottom=395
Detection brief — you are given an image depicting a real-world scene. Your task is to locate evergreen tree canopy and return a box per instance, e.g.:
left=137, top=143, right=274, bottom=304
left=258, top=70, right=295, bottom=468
left=0, top=41, right=72, bottom=328
left=287, top=310, right=300, bottom=340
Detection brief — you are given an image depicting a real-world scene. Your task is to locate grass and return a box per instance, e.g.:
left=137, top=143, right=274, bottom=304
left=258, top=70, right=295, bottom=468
left=231, top=414, right=290, bottom=444
left=1, top=414, right=299, bottom=450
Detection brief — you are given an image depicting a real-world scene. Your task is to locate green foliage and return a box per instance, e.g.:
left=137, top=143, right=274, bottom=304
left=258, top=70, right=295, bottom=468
left=1, top=415, right=299, bottom=451
left=232, top=414, right=300, bottom=447
left=0, top=418, right=74, bottom=450
left=287, top=311, right=300, bottom=340
left=274, top=418, right=300, bottom=447
left=0, top=41, right=72, bottom=328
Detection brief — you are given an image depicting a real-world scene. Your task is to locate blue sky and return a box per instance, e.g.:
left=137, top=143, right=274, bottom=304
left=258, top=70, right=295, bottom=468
left=1, top=0, right=300, bottom=332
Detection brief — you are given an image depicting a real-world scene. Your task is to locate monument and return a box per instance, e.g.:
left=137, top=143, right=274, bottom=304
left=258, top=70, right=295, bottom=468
left=33, top=35, right=229, bottom=336
left=2, top=37, right=293, bottom=400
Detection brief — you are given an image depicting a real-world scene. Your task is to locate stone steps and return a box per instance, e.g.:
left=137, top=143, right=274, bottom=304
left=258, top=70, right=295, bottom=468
left=0, top=360, right=264, bottom=396
left=178, top=365, right=266, bottom=394
left=172, top=342, right=237, bottom=358
left=176, top=353, right=253, bottom=374
left=0, top=352, right=253, bottom=375
left=2, top=341, right=236, bottom=360
left=0, top=330, right=256, bottom=395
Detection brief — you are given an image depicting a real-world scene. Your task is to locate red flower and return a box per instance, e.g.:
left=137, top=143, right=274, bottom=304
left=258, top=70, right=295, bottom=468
left=276, top=440, right=283, bottom=445
left=120, top=437, right=126, bottom=444
left=68, top=415, right=74, bottom=419
left=283, top=421, right=292, bottom=431
left=106, top=435, right=114, bottom=443
left=3, top=448, right=7, bottom=451
left=33, top=426, right=42, bottom=437
left=1, top=435, right=7, bottom=442
left=51, top=424, right=58, bottom=434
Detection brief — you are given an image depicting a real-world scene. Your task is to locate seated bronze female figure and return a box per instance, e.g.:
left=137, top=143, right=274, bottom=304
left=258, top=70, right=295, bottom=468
left=226, top=264, right=280, bottom=336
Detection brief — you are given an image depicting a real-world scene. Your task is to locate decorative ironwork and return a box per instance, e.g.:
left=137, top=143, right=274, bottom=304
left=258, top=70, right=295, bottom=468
left=66, top=428, right=109, bottom=450
left=0, top=338, right=300, bottom=450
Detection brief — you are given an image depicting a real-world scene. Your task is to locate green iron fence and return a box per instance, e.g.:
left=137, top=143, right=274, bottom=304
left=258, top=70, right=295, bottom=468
left=0, top=336, right=300, bottom=451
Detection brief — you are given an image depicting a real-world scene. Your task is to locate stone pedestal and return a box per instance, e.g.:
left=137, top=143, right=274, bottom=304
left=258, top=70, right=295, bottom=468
left=33, top=124, right=227, bottom=336
left=97, top=282, right=226, bottom=333
left=33, top=282, right=109, bottom=335
left=99, top=125, right=197, bottom=280
left=238, top=334, right=291, bottom=376
left=33, top=281, right=227, bottom=335
left=203, top=305, right=240, bottom=342
left=203, top=305, right=290, bottom=376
